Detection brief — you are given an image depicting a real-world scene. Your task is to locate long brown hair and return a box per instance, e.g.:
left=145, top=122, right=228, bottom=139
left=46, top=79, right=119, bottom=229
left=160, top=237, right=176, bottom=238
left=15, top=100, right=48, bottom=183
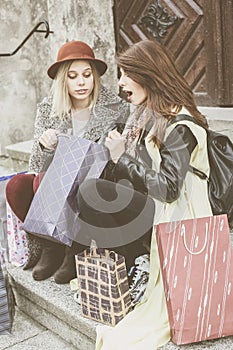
left=116, top=40, right=208, bottom=145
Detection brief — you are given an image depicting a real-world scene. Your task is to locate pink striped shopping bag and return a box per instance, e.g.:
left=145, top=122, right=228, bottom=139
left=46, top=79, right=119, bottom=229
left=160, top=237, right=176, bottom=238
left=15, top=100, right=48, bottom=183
left=156, top=214, right=233, bottom=345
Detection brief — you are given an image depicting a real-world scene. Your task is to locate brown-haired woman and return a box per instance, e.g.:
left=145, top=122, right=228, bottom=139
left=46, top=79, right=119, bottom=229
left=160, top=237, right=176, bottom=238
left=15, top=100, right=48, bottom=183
left=81, top=39, right=213, bottom=349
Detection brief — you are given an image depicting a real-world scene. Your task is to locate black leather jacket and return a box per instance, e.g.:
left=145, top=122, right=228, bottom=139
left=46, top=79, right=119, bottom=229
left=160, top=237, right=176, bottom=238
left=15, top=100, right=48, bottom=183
left=112, top=124, right=198, bottom=203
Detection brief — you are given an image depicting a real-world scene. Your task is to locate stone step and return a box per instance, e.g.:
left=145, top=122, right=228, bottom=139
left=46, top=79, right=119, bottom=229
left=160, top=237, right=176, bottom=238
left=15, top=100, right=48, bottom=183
left=7, top=262, right=233, bottom=350
left=5, top=140, right=33, bottom=172
left=7, top=265, right=97, bottom=350
left=0, top=308, right=77, bottom=350
left=4, top=108, right=233, bottom=349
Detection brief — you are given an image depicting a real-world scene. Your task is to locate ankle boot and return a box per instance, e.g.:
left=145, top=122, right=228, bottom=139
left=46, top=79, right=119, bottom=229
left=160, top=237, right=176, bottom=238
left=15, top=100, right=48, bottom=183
left=32, top=239, right=65, bottom=281
left=53, top=245, right=77, bottom=284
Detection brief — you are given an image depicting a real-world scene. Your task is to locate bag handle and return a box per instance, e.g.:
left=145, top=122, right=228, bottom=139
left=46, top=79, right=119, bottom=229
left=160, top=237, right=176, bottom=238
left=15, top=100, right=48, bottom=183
left=89, top=240, right=114, bottom=260
left=90, top=239, right=98, bottom=257
left=182, top=222, right=208, bottom=255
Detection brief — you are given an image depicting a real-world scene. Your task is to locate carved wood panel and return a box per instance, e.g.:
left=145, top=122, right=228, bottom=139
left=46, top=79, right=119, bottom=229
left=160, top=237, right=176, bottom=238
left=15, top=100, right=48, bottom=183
left=113, top=0, right=233, bottom=107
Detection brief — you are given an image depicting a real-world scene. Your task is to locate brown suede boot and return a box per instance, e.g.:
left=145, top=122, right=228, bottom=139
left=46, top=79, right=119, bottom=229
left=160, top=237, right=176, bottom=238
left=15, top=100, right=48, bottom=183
left=32, top=239, right=65, bottom=281
left=53, top=246, right=76, bottom=284
left=54, top=242, right=85, bottom=284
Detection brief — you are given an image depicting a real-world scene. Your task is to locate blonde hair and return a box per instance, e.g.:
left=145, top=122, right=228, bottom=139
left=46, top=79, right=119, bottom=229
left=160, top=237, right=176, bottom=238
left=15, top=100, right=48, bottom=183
left=50, top=60, right=101, bottom=119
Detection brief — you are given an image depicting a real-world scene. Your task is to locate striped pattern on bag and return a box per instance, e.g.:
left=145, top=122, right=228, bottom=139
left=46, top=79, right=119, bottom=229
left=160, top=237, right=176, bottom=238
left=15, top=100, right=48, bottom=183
left=0, top=264, right=11, bottom=334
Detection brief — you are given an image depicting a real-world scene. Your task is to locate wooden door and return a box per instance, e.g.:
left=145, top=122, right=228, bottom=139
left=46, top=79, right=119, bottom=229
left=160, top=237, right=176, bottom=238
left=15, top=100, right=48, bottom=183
left=113, top=0, right=233, bottom=107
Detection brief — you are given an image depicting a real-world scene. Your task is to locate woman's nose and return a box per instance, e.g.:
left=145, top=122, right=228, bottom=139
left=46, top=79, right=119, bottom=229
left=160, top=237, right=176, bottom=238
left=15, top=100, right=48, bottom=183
left=118, top=75, right=125, bottom=87
left=77, top=76, right=85, bottom=85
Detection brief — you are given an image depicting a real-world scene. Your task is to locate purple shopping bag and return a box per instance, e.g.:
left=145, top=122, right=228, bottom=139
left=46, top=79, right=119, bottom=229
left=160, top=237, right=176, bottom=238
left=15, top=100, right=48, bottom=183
left=23, top=135, right=109, bottom=246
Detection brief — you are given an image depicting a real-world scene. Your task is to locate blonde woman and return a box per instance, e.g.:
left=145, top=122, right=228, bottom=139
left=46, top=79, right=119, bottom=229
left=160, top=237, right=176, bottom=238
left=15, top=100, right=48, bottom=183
left=6, top=40, right=129, bottom=283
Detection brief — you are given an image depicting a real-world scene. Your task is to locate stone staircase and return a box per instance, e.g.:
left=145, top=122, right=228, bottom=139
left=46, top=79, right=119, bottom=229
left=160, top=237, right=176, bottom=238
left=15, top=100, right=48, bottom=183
left=2, top=107, right=233, bottom=349
left=6, top=249, right=233, bottom=350
left=7, top=265, right=97, bottom=350
left=0, top=309, right=78, bottom=350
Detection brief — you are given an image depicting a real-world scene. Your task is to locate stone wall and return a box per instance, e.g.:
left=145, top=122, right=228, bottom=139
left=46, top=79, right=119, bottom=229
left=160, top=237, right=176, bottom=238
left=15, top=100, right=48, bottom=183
left=0, top=0, right=117, bottom=155
left=0, top=1, right=36, bottom=155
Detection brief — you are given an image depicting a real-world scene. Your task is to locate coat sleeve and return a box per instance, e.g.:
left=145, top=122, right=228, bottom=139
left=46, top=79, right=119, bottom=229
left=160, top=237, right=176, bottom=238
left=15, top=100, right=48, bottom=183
left=112, top=124, right=198, bottom=202
left=29, top=97, right=55, bottom=173
left=107, top=98, right=130, bottom=133
left=98, top=99, right=130, bottom=144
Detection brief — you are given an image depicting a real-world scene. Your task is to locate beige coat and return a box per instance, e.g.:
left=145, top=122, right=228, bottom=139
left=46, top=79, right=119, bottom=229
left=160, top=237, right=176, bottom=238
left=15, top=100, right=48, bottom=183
left=146, top=118, right=213, bottom=225
left=96, top=115, right=213, bottom=350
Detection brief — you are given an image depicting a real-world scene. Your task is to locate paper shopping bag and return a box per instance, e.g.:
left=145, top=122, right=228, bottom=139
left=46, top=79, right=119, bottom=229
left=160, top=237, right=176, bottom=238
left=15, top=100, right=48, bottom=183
left=6, top=202, right=28, bottom=267
left=0, top=173, right=27, bottom=264
left=0, top=175, right=13, bottom=264
left=23, top=135, right=109, bottom=246
left=0, top=263, right=11, bottom=334
left=156, top=214, right=233, bottom=345
left=75, top=247, right=132, bottom=326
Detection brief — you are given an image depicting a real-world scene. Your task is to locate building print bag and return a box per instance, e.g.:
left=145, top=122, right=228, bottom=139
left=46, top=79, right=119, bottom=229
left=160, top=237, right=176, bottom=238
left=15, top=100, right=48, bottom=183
left=75, top=246, right=132, bottom=326
left=156, top=214, right=233, bottom=345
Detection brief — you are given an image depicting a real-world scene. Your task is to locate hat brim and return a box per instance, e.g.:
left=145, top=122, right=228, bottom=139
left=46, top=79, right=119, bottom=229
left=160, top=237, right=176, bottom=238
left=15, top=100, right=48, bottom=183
left=47, top=57, right=107, bottom=79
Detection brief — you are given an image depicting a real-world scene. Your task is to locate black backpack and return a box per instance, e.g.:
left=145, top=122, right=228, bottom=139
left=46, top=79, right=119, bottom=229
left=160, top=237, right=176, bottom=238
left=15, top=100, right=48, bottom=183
left=173, top=115, right=233, bottom=229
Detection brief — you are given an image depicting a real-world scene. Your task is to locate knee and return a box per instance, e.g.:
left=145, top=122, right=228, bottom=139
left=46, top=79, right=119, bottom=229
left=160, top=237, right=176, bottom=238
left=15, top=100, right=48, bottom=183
left=6, top=174, right=35, bottom=200
left=5, top=173, right=35, bottom=221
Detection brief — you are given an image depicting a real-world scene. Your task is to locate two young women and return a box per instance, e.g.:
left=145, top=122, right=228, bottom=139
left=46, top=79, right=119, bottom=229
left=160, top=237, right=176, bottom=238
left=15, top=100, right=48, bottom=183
left=6, top=34, right=214, bottom=347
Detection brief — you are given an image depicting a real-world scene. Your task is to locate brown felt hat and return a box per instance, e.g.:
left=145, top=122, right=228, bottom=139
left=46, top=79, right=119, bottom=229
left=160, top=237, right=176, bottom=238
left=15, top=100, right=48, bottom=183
left=47, top=41, right=107, bottom=79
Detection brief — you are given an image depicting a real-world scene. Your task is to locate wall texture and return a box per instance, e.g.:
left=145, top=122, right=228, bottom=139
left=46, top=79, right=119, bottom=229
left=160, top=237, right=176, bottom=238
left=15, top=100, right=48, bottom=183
left=0, top=0, right=117, bottom=155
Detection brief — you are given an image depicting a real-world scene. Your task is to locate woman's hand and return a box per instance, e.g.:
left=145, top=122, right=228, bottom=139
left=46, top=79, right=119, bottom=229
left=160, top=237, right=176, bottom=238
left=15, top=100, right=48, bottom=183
left=39, top=129, right=58, bottom=150
left=105, top=129, right=126, bottom=163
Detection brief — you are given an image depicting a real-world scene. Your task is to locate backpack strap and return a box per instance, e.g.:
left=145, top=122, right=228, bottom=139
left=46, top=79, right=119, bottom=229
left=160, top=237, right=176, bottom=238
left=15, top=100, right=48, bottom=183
left=168, top=114, right=203, bottom=127
left=167, top=114, right=210, bottom=180
left=189, top=165, right=209, bottom=180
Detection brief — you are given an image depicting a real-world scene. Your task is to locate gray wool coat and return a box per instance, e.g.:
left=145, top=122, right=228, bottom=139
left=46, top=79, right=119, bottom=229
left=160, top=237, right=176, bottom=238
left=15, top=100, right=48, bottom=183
left=24, top=85, right=129, bottom=269
left=29, top=85, right=129, bottom=173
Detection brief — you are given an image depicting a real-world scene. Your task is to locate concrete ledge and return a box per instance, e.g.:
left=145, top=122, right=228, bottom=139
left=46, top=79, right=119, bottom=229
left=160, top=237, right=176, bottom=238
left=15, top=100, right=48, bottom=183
left=5, top=140, right=33, bottom=172
left=5, top=140, right=33, bottom=162
left=15, top=294, right=94, bottom=350
left=8, top=260, right=233, bottom=350
left=0, top=309, right=76, bottom=350
left=198, top=107, right=233, bottom=142
left=0, top=309, right=45, bottom=349
left=198, top=107, right=233, bottom=120
left=17, top=330, right=78, bottom=350
left=7, top=265, right=97, bottom=349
